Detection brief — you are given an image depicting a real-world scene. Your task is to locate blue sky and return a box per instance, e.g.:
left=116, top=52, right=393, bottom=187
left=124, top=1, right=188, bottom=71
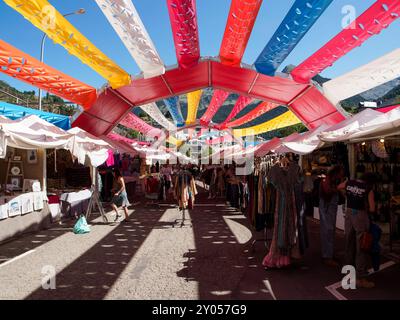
left=0, top=0, right=399, bottom=93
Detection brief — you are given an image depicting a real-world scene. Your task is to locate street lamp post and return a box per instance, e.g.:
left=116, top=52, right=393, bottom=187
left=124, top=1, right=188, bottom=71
left=38, top=8, right=86, bottom=111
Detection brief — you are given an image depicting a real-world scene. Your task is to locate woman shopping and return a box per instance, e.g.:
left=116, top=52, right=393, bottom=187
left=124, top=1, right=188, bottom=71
left=111, top=169, right=130, bottom=223
left=319, top=165, right=345, bottom=267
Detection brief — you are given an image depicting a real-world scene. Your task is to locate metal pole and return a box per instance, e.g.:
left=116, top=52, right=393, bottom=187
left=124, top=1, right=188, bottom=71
left=38, top=33, right=47, bottom=111
left=38, top=9, right=85, bottom=111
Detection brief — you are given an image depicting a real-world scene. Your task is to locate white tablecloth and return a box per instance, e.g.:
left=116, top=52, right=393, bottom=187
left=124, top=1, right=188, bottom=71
left=60, top=189, right=92, bottom=217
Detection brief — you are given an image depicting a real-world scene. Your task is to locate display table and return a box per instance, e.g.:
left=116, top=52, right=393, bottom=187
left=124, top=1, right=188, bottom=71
left=60, top=189, right=92, bottom=218
left=47, top=194, right=61, bottom=220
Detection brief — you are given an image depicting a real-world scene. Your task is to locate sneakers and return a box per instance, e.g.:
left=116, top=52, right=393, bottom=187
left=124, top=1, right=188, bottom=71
left=356, top=278, right=375, bottom=288
left=322, top=258, right=340, bottom=267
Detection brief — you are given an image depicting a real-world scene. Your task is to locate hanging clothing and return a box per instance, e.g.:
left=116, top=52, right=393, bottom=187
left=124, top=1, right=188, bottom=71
left=262, top=163, right=303, bottom=268
left=106, top=149, right=115, bottom=167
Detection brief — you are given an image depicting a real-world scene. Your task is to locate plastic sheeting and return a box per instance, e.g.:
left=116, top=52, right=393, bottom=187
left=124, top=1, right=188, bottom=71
left=323, top=48, right=400, bottom=105
left=95, top=0, right=165, bottom=78
left=4, top=0, right=131, bottom=89
left=218, top=96, right=254, bottom=129
left=225, top=101, right=278, bottom=128
left=186, top=90, right=202, bottom=125
left=292, top=0, right=400, bottom=83
left=140, top=103, right=176, bottom=131
left=289, top=87, right=346, bottom=128
left=254, top=0, right=333, bottom=76
left=164, top=97, right=184, bottom=127
left=219, top=0, right=263, bottom=66
left=200, top=90, right=230, bottom=125
left=0, top=101, right=71, bottom=130
left=167, top=0, right=200, bottom=69
left=0, top=40, right=97, bottom=110
left=233, top=111, right=301, bottom=137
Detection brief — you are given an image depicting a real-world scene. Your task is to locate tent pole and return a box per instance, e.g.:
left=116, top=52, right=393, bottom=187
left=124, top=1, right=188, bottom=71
left=42, top=149, right=47, bottom=193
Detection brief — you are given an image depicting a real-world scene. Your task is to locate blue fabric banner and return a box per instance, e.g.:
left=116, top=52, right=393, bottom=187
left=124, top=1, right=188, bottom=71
left=254, top=0, right=333, bottom=76
left=0, top=101, right=71, bottom=130
left=164, top=97, right=185, bottom=127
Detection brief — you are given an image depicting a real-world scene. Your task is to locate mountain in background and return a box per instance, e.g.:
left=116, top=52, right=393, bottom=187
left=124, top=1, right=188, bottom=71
left=0, top=80, right=76, bottom=115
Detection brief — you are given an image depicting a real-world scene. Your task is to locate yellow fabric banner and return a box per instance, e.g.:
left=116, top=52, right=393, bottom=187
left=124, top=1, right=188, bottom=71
left=186, top=90, right=202, bottom=125
left=233, top=111, right=301, bottom=137
left=167, top=136, right=183, bottom=147
left=4, top=0, right=131, bottom=89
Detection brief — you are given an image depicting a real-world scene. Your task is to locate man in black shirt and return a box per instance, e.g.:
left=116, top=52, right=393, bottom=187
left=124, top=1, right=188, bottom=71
left=339, top=167, right=376, bottom=289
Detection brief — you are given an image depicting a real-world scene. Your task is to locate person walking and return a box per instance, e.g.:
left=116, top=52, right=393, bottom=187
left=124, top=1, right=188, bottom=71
left=339, top=167, right=376, bottom=288
left=319, top=165, right=344, bottom=267
left=111, top=168, right=130, bottom=222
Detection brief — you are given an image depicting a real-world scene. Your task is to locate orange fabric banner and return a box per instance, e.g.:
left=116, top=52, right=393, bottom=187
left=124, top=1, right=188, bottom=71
left=0, top=40, right=97, bottom=110
left=4, top=0, right=131, bottom=89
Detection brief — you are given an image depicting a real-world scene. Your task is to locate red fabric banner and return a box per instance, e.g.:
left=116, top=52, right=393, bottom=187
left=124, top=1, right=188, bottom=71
left=218, top=96, right=254, bottom=128
left=224, top=101, right=278, bottom=128
left=167, top=0, right=200, bottom=69
left=120, top=112, right=162, bottom=138
left=289, top=87, right=345, bottom=128
left=292, top=0, right=400, bottom=83
left=107, top=132, right=150, bottom=146
left=219, top=0, right=263, bottom=66
left=0, top=39, right=97, bottom=110
left=200, top=89, right=230, bottom=125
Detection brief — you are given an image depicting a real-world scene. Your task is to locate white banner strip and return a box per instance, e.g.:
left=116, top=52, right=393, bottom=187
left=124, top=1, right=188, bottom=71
left=140, top=103, right=176, bottom=131
left=323, top=48, right=400, bottom=105
left=95, top=0, right=165, bottom=78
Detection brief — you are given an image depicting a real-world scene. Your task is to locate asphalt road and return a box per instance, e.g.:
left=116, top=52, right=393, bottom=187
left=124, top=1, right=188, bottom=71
left=0, top=189, right=399, bottom=300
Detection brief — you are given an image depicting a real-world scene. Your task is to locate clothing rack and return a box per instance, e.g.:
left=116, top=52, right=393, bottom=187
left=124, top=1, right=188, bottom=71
left=250, top=160, right=274, bottom=251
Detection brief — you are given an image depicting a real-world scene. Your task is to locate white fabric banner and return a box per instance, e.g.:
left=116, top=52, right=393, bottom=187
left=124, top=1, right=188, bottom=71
left=140, top=103, right=176, bottom=131
left=323, top=48, right=400, bottom=105
left=95, top=0, right=165, bottom=78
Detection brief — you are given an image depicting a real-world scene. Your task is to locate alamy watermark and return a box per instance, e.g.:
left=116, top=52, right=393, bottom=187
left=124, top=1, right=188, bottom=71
left=41, top=265, right=56, bottom=290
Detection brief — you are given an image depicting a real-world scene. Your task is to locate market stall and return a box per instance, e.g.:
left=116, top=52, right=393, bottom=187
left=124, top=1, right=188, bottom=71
left=0, top=115, right=111, bottom=242
left=0, top=115, right=72, bottom=243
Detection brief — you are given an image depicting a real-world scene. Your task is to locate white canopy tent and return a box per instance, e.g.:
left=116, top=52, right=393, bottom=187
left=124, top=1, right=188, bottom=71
left=67, top=127, right=111, bottom=168
left=318, top=108, right=400, bottom=142
left=0, top=115, right=72, bottom=159
left=318, top=109, right=383, bottom=142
